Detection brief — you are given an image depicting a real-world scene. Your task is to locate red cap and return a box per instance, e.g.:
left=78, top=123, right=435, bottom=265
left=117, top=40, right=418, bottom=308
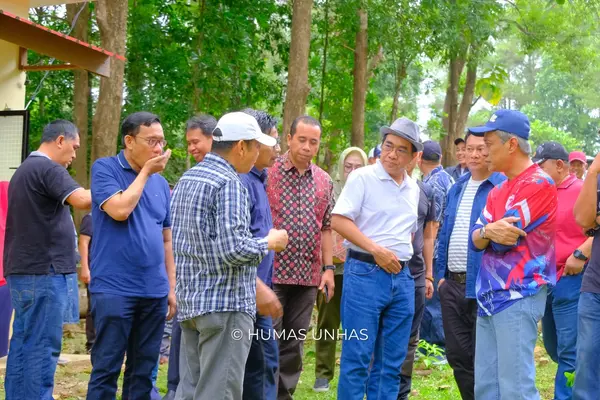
left=569, top=151, right=587, bottom=164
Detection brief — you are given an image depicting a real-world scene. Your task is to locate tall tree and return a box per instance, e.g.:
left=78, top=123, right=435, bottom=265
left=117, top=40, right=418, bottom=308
left=350, top=7, right=368, bottom=148
left=281, top=0, right=313, bottom=151
left=66, top=2, right=91, bottom=229
left=91, top=0, right=128, bottom=161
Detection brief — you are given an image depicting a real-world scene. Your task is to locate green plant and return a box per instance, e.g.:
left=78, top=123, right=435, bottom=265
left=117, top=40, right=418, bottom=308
left=565, top=371, right=575, bottom=388
left=417, top=339, right=445, bottom=370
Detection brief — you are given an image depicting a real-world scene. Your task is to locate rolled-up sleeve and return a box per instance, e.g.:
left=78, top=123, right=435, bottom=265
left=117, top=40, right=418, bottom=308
left=91, top=159, right=123, bottom=210
left=332, top=172, right=364, bottom=222
left=214, top=179, right=268, bottom=268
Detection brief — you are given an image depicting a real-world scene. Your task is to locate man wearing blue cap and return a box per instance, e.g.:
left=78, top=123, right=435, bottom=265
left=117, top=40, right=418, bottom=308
left=418, top=140, right=453, bottom=355
left=469, top=110, right=557, bottom=400
left=332, top=117, right=421, bottom=399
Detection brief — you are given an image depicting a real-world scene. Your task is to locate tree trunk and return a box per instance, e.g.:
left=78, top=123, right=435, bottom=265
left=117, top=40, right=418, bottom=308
left=454, top=62, right=478, bottom=143
left=281, top=0, right=313, bottom=152
left=350, top=8, right=368, bottom=149
left=317, top=0, right=329, bottom=124
left=440, top=55, right=465, bottom=166
left=67, top=2, right=90, bottom=230
left=390, top=62, right=407, bottom=123
left=91, top=0, right=128, bottom=161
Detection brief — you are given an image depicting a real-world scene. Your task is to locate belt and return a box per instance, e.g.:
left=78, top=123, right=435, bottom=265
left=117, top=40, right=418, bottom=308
left=448, top=271, right=467, bottom=284
left=348, top=249, right=406, bottom=267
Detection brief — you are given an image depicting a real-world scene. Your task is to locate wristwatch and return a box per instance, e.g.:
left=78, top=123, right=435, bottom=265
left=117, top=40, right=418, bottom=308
left=479, top=226, right=487, bottom=240
left=573, top=249, right=589, bottom=262
left=323, top=265, right=336, bottom=272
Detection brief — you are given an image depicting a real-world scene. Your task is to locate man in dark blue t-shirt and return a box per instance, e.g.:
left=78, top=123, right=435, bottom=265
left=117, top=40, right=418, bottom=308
left=3, top=120, right=91, bottom=399
left=79, top=213, right=95, bottom=353
left=239, top=109, right=282, bottom=400
left=86, top=112, right=176, bottom=399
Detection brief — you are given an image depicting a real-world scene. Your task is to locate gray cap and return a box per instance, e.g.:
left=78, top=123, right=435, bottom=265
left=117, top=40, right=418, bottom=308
left=380, top=117, right=423, bottom=152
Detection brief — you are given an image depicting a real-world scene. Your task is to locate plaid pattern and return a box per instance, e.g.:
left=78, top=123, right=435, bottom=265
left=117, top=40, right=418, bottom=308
left=171, top=153, right=268, bottom=321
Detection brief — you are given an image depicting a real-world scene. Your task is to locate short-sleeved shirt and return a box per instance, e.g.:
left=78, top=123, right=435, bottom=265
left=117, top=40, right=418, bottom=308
left=555, top=174, right=586, bottom=280
left=89, top=151, right=171, bottom=298
left=473, top=164, right=557, bottom=316
left=332, top=161, right=419, bottom=261
left=423, top=165, right=454, bottom=223
left=267, top=152, right=334, bottom=287
left=581, top=175, right=600, bottom=294
left=409, top=180, right=435, bottom=276
left=240, top=167, right=275, bottom=287
left=4, top=152, right=81, bottom=275
left=80, top=213, right=93, bottom=267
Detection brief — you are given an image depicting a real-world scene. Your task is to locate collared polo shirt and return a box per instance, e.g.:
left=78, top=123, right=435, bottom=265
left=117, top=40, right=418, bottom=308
left=332, top=160, right=419, bottom=261
left=555, top=174, right=586, bottom=280
left=240, top=166, right=275, bottom=287
left=89, top=151, right=170, bottom=298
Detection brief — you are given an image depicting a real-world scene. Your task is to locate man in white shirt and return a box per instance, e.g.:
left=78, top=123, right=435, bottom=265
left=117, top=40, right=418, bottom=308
left=435, top=133, right=506, bottom=400
left=332, top=117, right=421, bottom=400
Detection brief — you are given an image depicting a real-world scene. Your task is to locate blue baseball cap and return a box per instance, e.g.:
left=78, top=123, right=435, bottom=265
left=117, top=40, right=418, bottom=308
left=468, top=109, right=530, bottom=140
left=374, top=144, right=382, bottom=158
left=422, top=140, right=442, bottom=162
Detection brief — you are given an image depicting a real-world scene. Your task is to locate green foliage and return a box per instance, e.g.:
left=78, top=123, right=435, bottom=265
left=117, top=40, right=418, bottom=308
left=565, top=371, right=575, bottom=388
left=529, top=118, right=579, bottom=152
left=417, top=340, right=445, bottom=370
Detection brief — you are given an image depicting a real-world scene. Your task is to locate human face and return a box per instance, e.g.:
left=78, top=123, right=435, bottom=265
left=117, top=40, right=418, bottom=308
left=287, top=122, right=321, bottom=168
left=380, top=134, right=416, bottom=178
left=57, top=134, right=80, bottom=168
left=343, top=152, right=364, bottom=180
left=465, top=134, right=488, bottom=174
left=254, top=127, right=281, bottom=170
left=186, top=128, right=213, bottom=163
left=456, top=141, right=467, bottom=166
left=570, top=160, right=586, bottom=179
left=125, top=123, right=166, bottom=168
left=483, top=131, right=513, bottom=173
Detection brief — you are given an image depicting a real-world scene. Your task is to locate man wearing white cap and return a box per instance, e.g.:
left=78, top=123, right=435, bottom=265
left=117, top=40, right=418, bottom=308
left=170, top=112, right=289, bottom=400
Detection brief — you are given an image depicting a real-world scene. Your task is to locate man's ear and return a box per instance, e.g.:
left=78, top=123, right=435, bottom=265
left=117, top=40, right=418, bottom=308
left=56, top=135, right=65, bottom=147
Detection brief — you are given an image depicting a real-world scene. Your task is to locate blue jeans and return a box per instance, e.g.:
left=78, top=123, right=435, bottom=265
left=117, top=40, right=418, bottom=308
left=573, top=292, right=600, bottom=400
left=338, top=258, right=414, bottom=400
left=243, top=314, right=279, bottom=400
left=4, top=271, right=68, bottom=400
left=87, top=293, right=167, bottom=400
left=475, top=286, right=547, bottom=400
left=542, top=274, right=582, bottom=400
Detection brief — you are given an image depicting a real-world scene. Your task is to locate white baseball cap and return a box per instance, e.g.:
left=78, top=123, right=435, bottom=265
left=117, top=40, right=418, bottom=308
left=212, top=112, right=277, bottom=147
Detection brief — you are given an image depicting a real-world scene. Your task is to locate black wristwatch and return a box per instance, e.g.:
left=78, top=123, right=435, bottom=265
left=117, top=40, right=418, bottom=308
left=573, top=249, right=589, bottom=262
left=323, top=265, right=336, bottom=272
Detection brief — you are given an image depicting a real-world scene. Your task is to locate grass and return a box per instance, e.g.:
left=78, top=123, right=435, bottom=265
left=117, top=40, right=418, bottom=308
left=0, top=318, right=559, bottom=400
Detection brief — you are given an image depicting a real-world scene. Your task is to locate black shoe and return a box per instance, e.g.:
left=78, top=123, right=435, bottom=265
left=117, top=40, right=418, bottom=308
left=313, top=378, right=330, bottom=392
left=162, top=390, right=177, bottom=400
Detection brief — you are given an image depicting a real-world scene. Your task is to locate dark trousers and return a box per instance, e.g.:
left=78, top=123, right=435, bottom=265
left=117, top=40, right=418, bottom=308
left=167, top=314, right=181, bottom=392
left=243, top=314, right=279, bottom=400
left=87, top=293, right=167, bottom=400
left=273, top=284, right=318, bottom=400
left=398, top=272, right=426, bottom=400
left=314, top=274, right=343, bottom=381
left=85, top=285, right=96, bottom=352
left=439, top=279, right=477, bottom=400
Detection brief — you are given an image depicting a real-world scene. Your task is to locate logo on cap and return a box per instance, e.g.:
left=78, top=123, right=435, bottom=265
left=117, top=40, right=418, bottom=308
left=489, top=114, right=498, bottom=123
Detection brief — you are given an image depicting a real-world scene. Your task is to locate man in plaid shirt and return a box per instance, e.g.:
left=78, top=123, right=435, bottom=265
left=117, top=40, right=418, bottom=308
left=171, top=112, right=288, bottom=400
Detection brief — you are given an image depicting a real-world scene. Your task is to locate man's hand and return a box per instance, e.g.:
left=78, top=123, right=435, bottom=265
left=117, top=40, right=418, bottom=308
left=166, top=289, right=177, bottom=320
left=371, top=245, right=402, bottom=274
left=79, top=267, right=90, bottom=285
left=142, top=149, right=172, bottom=175
left=267, top=229, right=288, bottom=252
left=564, top=254, right=585, bottom=276
left=437, top=278, right=445, bottom=291
left=256, top=283, right=283, bottom=318
left=426, top=279, right=434, bottom=299
left=484, top=217, right=527, bottom=246
left=319, top=269, right=335, bottom=301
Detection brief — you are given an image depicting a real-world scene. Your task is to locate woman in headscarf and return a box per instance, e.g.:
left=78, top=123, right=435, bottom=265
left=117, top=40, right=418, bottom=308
left=313, top=147, right=368, bottom=392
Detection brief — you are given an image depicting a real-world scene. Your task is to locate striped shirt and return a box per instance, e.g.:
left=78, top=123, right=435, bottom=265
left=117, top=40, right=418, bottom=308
left=447, top=178, right=483, bottom=273
left=171, top=153, right=269, bottom=321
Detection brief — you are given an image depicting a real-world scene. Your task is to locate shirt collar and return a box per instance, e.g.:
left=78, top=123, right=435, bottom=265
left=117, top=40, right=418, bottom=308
left=205, top=152, right=237, bottom=173
left=250, top=166, right=268, bottom=182
left=282, top=151, right=313, bottom=174
left=374, top=160, right=408, bottom=187
left=557, top=173, right=578, bottom=190
left=30, top=150, right=51, bottom=160
left=117, top=151, right=133, bottom=170
left=426, top=165, right=444, bottom=179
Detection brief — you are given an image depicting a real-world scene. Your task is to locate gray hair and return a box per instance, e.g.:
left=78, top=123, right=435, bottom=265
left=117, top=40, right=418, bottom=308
left=41, top=120, right=78, bottom=143
left=496, top=130, right=531, bottom=155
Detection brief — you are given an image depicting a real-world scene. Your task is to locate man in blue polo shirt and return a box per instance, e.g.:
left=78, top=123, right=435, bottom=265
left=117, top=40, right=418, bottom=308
left=239, top=109, right=282, bottom=400
left=87, top=111, right=176, bottom=399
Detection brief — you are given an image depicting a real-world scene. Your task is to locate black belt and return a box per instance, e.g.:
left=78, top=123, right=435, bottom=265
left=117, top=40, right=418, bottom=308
left=348, top=249, right=406, bottom=267
left=448, top=271, right=467, bottom=284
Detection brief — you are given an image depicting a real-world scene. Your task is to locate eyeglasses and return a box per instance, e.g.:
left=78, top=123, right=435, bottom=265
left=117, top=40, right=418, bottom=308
left=381, top=142, right=409, bottom=156
left=135, top=136, right=167, bottom=148
left=344, top=163, right=363, bottom=172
